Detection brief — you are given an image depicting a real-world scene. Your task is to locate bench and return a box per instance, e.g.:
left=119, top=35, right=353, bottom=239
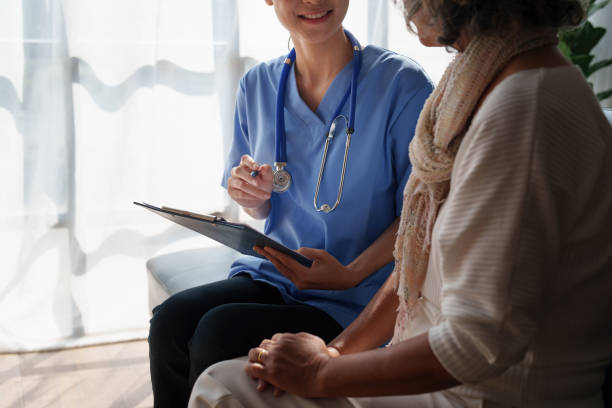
left=146, top=108, right=612, bottom=406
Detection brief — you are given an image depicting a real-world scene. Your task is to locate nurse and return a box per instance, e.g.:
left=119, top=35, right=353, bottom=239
left=148, top=0, right=432, bottom=407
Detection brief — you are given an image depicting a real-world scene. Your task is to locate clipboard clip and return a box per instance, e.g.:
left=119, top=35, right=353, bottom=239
left=159, top=206, right=226, bottom=223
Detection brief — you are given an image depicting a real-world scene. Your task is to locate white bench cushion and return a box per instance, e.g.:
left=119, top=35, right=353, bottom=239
left=146, top=246, right=238, bottom=311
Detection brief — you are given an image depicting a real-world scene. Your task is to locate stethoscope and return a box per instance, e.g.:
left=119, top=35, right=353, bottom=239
left=273, top=29, right=362, bottom=214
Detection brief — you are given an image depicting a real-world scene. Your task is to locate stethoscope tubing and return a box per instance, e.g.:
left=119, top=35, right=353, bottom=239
left=275, top=48, right=296, bottom=164
left=346, top=30, right=361, bottom=133
left=275, top=29, right=361, bottom=164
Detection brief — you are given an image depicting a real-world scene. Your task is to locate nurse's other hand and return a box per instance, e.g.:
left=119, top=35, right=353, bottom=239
left=253, top=246, right=357, bottom=290
left=227, top=155, right=273, bottom=209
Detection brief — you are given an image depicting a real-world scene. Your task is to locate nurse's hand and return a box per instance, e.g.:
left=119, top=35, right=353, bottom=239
left=253, top=246, right=358, bottom=290
left=227, top=155, right=273, bottom=219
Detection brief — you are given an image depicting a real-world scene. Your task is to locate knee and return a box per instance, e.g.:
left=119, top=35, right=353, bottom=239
left=188, top=360, right=249, bottom=408
left=188, top=305, right=243, bottom=371
left=205, top=359, right=248, bottom=385
left=148, top=295, right=188, bottom=355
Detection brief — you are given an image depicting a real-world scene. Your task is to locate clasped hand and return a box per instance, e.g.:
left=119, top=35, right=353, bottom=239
left=244, top=332, right=339, bottom=398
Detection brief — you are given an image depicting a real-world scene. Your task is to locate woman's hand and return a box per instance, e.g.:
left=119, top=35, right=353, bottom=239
left=253, top=246, right=358, bottom=290
left=227, top=155, right=273, bottom=217
left=245, top=332, right=338, bottom=398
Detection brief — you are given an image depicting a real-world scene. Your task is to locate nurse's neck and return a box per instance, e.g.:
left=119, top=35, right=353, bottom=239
left=292, top=28, right=354, bottom=112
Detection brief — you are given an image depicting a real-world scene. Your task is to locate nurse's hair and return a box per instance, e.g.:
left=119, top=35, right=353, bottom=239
left=396, top=0, right=586, bottom=46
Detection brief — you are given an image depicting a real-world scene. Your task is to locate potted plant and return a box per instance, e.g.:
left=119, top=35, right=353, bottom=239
left=559, top=0, right=612, bottom=101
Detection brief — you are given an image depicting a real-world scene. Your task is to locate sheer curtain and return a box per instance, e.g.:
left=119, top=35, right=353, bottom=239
left=0, top=0, right=459, bottom=353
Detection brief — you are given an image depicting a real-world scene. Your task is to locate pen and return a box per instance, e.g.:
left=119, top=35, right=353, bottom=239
left=250, top=167, right=260, bottom=177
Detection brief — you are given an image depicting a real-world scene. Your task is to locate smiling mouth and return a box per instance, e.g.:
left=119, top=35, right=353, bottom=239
left=299, top=10, right=332, bottom=20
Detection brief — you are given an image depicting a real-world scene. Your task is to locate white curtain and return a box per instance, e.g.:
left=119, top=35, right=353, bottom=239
left=22, top=0, right=612, bottom=352
left=0, top=0, right=242, bottom=352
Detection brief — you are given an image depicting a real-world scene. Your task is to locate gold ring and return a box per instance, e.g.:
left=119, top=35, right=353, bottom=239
left=257, top=350, right=264, bottom=363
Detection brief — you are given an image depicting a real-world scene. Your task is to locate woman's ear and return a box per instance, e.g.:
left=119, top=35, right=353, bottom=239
left=264, top=0, right=273, bottom=6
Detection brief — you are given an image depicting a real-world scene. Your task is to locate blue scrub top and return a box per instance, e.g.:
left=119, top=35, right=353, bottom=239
left=222, top=44, right=433, bottom=328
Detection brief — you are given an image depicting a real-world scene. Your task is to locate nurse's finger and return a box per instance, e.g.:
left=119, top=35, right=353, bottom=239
left=253, top=246, right=286, bottom=270
left=228, top=178, right=270, bottom=201
left=255, top=164, right=274, bottom=187
left=230, top=164, right=258, bottom=183
left=253, top=247, right=298, bottom=282
left=257, top=164, right=273, bottom=178
left=247, top=163, right=273, bottom=191
left=264, top=246, right=305, bottom=272
left=260, top=249, right=309, bottom=290
left=260, top=247, right=311, bottom=288
left=227, top=182, right=261, bottom=201
left=240, top=154, right=260, bottom=172
left=296, top=247, right=325, bottom=259
left=227, top=188, right=265, bottom=206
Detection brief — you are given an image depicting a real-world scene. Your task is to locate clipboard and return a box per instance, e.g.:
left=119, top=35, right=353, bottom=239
left=134, top=202, right=312, bottom=267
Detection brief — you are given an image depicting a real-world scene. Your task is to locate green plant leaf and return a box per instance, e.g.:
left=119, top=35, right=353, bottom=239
left=596, top=89, right=612, bottom=101
left=559, top=27, right=581, bottom=51
left=572, top=22, right=606, bottom=54
left=572, top=54, right=595, bottom=76
left=559, top=23, right=605, bottom=56
left=558, top=0, right=611, bottom=82
left=589, top=0, right=612, bottom=16
left=588, top=58, right=612, bottom=76
left=559, top=40, right=572, bottom=59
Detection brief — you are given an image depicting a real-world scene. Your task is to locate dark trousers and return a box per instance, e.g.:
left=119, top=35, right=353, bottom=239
left=148, top=274, right=343, bottom=408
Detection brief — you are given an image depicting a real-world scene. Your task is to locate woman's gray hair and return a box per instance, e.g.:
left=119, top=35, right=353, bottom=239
left=394, top=0, right=587, bottom=46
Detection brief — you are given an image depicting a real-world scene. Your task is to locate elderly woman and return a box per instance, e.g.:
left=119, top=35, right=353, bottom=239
left=187, top=0, right=612, bottom=407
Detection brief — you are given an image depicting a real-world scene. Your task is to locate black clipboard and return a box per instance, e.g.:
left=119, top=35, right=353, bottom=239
left=134, top=202, right=312, bottom=267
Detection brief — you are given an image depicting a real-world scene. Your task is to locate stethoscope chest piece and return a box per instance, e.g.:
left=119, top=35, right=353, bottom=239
left=319, top=204, right=332, bottom=213
left=272, top=162, right=291, bottom=193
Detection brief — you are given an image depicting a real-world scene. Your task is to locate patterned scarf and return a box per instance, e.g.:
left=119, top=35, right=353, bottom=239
left=392, top=30, right=558, bottom=342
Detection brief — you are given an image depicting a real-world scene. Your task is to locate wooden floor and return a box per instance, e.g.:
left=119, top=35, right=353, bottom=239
left=0, top=340, right=153, bottom=408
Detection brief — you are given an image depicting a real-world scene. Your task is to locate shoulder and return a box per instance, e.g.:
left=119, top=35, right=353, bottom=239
left=474, top=66, right=608, bottom=138
left=360, top=45, right=433, bottom=92
left=464, top=66, right=611, bottom=178
left=239, top=54, right=286, bottom=91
